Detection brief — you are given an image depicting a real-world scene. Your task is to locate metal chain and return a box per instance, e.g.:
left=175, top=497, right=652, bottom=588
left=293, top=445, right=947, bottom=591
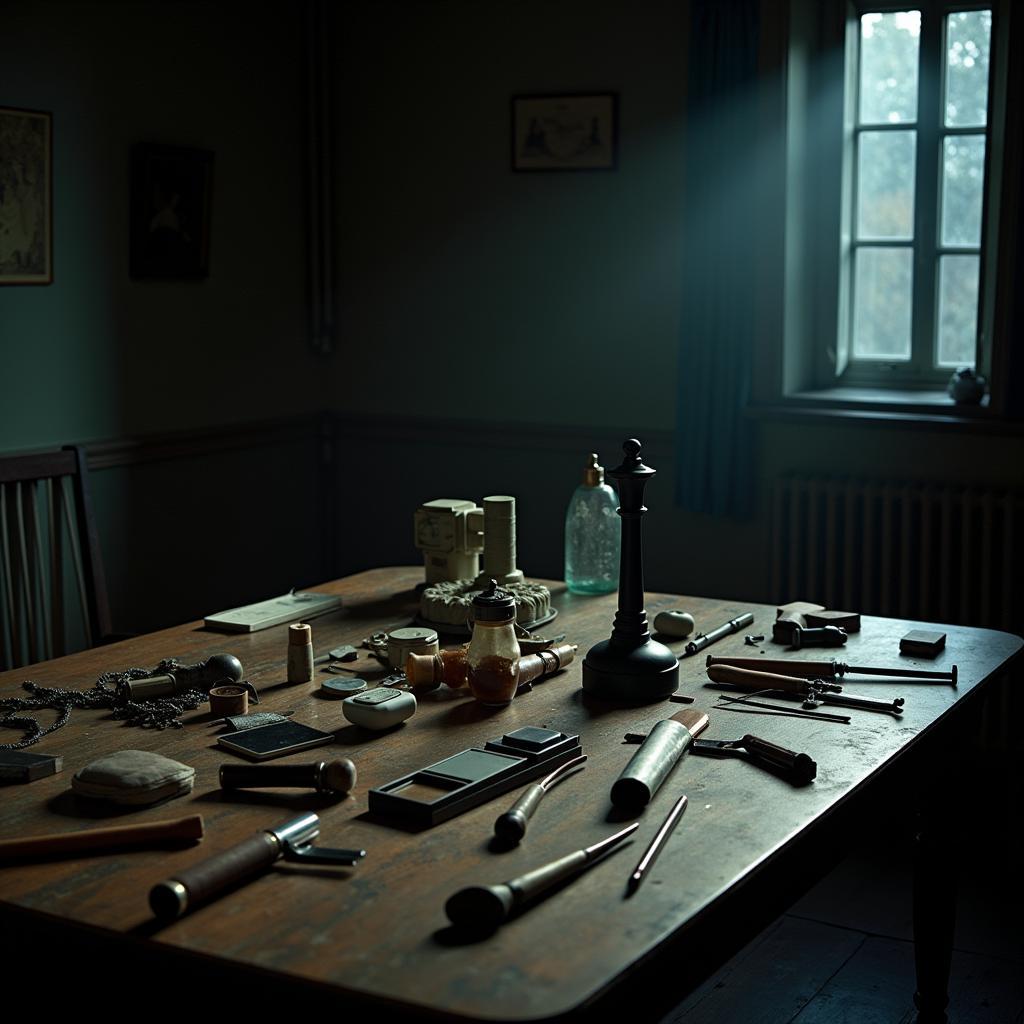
left=0, top=660, right=207, bottom=750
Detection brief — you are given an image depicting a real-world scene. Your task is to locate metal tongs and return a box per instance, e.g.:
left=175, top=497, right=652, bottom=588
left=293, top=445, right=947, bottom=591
left=690, top=735, right=817, bottom=784
left=623, top=730, right=817, bottom=785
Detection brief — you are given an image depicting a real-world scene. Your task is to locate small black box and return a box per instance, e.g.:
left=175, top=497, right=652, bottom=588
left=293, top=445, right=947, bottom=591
left=0, top=751, right=63, bottom=783
left=900, top=630, right=946, bottom=658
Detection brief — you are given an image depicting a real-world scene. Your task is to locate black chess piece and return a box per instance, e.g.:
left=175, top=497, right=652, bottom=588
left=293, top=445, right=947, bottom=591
left=581, top=438, right=679, bottom=702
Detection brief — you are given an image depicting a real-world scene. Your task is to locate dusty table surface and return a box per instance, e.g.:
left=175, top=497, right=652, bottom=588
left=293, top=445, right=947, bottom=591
left=1, top=567, right=1019, bottom=1021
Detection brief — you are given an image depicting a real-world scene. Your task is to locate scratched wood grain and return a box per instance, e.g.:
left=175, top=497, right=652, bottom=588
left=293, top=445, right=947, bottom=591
left=0, top=567, right=1019, bottom=1021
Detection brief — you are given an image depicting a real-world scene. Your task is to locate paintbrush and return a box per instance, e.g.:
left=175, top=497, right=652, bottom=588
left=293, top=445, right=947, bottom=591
left=611, top=707, right=709, bottom=810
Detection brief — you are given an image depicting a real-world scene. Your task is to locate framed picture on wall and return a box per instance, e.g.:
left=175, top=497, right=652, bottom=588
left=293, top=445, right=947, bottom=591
left=0, top=106, right=53, bottom=285
left=130, top=143, right=213, bottom=279
left=511, top=93, right=618, bottom=172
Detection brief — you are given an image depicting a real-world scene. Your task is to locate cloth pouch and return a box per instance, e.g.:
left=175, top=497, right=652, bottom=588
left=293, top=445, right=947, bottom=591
left=72, top=749, right=195, bottom=806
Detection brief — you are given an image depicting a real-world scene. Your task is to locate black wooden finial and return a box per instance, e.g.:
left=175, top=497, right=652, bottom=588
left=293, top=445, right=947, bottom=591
left=582, top=436, right=678, bottom=704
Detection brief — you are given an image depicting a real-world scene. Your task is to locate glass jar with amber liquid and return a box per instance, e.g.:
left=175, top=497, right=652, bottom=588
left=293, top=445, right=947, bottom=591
left=467, top=579, right=521, bottom=706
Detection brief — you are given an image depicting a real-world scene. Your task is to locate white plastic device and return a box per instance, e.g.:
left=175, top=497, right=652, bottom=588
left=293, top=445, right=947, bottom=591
left=342, top=687, right=417, bottom=730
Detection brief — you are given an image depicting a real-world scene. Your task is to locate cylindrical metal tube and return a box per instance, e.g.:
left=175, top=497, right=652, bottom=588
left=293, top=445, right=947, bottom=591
left=611, top=719, right=693, bottom=809
left=121, top=674, right=178, bottom=700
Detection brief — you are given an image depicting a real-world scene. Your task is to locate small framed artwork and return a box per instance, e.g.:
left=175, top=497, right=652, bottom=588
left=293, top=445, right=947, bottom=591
left=511, top=93, right=618, bottom=172
left=130, top=143, right=213, bottom=279
left=0, top=106, right=53, bottom=285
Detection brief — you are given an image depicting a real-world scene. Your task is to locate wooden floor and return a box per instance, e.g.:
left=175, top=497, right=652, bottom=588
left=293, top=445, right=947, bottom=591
left=659, top=766, right=1023, bottom=1024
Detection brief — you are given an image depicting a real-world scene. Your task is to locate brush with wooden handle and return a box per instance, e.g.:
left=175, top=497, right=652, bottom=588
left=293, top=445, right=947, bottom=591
left=611, top=707, right=709, bottom=810
left=0, top=814, right=204, bottom=861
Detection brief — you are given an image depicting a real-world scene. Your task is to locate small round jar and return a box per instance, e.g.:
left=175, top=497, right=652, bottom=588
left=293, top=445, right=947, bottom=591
left=466, top=580, right=521, bottom=706
left=387, top=627, right=439, bottom=670
left=208, top=684, right=249, bottom=717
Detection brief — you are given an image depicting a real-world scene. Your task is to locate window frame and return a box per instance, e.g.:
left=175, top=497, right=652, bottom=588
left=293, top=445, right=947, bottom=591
left=840, top=2, right=997, bottom=387
left=779, top=0, right=1011, bottom=401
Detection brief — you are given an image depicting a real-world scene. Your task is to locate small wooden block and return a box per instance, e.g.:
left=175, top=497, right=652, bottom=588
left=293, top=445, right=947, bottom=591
left=899, top=630, right=946, bottom=657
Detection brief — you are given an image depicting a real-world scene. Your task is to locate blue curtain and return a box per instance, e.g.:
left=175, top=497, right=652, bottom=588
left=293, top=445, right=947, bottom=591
left=676, top=0, right=761, bottom=516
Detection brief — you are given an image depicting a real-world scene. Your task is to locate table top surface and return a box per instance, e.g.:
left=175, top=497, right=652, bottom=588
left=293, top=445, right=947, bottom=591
left=1, top=567, right=1020, bottom=1021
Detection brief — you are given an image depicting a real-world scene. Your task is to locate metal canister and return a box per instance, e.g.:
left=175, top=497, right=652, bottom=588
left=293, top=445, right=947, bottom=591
left=387, top=627, right=439, bottom=670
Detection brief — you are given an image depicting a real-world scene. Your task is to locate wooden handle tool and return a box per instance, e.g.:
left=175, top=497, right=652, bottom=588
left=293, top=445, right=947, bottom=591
left=0, top=814, right=204, bottom=861
left=706, top=664, right=842, bottom=693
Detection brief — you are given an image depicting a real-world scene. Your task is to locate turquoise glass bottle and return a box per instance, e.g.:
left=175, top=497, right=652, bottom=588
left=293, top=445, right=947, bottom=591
left=564, top=453, right=620, bottom=594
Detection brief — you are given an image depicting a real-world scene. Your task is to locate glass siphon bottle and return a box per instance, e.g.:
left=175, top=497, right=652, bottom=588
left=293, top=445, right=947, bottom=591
left=564, top=453, right=620, bottom=595
left=466, top=579, right=521, bottom=706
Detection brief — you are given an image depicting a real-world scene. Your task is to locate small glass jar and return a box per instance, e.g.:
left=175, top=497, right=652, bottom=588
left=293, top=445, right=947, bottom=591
left=467, top=579, right=521, bottom=706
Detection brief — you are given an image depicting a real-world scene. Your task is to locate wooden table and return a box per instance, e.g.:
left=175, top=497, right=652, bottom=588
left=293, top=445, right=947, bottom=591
left=1, top=568, right=1019, bottom=1021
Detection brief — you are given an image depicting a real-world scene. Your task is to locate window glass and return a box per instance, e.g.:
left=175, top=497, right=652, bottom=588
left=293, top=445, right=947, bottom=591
left=936, top=254, right=979, bottom=365
left=853, top=247, right=914, bottom=360
left=859, top=11, right=921, bottom=125
left=941, top=135, right=985, bottom=246
left=945, top=10, right=992, bottom=127
left=858, top=130, right=916, bottom=239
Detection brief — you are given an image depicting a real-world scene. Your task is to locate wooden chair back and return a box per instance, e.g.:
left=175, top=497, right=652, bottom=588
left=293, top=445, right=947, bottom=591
left=0, top=446, right=112, bottom=670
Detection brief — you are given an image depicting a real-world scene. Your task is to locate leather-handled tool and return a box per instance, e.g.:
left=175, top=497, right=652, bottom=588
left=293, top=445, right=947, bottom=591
left=149, top=812, right=364, bottom=920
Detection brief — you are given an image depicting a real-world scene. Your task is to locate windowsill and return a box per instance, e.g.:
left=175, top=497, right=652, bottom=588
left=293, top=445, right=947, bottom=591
left=748, top=388, right=1024, bottom=434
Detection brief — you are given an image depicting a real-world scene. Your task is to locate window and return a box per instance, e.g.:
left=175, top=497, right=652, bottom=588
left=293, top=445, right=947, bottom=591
left=781, top=0, right=1011, bottom=399
left=843, top=5, right=993, bottom=384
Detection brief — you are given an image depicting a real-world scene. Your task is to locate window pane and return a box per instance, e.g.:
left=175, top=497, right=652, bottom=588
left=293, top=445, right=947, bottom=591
left=936, top=255, right=979, bottom=367
left=945, top=10, right=992, bottom=128
left=941, top=135, right=985, bottom=246
left=859, top=11, right=921, bottom=125
left=858, top=130, right=916, bottom=239
left=853, top=247, right=913, bottom=360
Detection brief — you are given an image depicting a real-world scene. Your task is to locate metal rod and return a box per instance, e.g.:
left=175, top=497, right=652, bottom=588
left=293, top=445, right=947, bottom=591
left=683, top=613, right=755, bottom=657
left=711, top=690, right=851, bottom=723
left=627, top=794, right=688, bottom=894
left=706, top=655, right=955, bottom=685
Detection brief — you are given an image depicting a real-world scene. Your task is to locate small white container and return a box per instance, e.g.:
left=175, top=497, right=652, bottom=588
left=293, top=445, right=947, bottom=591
left=342, top=687, right=417, bottom=730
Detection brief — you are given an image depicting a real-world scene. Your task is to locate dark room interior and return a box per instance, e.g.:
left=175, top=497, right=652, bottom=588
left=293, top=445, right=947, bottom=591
left=1, top=0, right=1021, bottom=1020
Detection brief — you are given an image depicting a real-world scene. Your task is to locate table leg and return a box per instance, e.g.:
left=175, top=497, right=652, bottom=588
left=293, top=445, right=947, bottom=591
left=912, top=789, right=957, bottom=1023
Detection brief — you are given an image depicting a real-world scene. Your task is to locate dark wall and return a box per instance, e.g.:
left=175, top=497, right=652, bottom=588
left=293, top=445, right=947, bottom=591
left=1, top=0, right=1022, bottom=641
left=0, top=1, right=325, bottom=632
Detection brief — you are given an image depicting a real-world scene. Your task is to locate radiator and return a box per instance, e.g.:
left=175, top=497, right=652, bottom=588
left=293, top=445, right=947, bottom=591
left=770, top=476, right=1023, bottom=750
left=771, top=476, right=1024, bottom=634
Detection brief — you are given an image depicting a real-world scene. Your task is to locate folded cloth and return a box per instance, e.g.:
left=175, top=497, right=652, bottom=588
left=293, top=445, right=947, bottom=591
left=72, top=750, right=194, bottom=806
